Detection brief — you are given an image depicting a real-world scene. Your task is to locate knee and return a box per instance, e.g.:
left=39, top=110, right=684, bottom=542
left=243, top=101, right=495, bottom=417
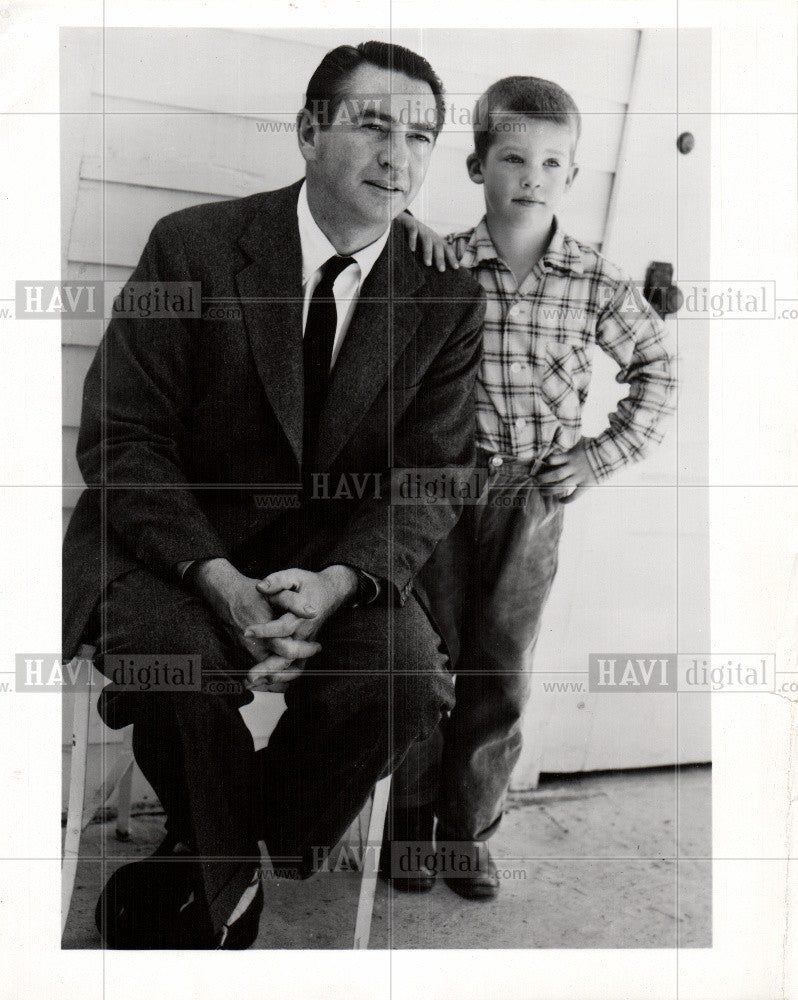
left=400, top=674, right=453, bottom=744
left=96, top=569, right=232, bottom=664
left=391, top=649, right=455, bottom=747
left=320, top=596, right=455, bottom=746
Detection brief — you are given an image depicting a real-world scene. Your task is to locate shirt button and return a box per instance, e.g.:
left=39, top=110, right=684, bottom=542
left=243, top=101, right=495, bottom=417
left=490, top=455, right=503, bottom=468
left=510, top=361, right=525, bottom=373
left=515, top=418, right=527, bottom=430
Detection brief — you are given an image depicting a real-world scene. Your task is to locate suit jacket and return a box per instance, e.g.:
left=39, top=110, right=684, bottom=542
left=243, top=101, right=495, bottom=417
left=62, top=179, right=486, bottom=659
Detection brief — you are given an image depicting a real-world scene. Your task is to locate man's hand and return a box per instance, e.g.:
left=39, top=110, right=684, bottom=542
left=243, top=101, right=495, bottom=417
left=398, top=211, right=460, bottom=271
left=242, top=566, right=358, bottom=691
left=536, top=438, right=599, bottom=504
left=253, top=566, right=358, bottom=641
left=191, top=558, right=320, bottom=692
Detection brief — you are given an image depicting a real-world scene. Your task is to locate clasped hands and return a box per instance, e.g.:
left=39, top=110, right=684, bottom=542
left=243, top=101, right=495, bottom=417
left=195, top=560, right=357, bottom=694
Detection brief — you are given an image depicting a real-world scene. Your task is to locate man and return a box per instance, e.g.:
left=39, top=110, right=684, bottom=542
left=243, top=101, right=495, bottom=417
left=62, top=40, right=485, bottom=949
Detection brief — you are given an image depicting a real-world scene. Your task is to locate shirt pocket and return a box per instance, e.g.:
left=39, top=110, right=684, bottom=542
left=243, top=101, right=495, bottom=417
left=534, top=337, right=588, bottom=421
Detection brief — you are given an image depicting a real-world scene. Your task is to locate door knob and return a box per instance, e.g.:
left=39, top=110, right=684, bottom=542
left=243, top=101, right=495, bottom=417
left=643, top=261, right=684, bottom=318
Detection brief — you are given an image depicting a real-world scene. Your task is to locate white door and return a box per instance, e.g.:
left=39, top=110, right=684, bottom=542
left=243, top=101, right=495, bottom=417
left=513, top=29, right=711, bottom=786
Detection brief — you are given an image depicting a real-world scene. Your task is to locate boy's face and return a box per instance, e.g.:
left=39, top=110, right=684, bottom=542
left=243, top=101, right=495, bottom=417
left=468, top=116, right=578, bottom=227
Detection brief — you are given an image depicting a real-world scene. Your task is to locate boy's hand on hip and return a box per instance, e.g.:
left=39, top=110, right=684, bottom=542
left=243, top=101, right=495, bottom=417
left=537, top=439, right=598, bottom=504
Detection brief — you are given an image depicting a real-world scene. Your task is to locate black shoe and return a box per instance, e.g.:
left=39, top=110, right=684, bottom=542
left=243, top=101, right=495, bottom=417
left=378, top=804, right=437, bottom=893
left=95, top=837, right=196, bottom=949
left=95, top=838, right=263, bottom=949
left=215, top=873, right=263, bottom=949
left=438, top=836, right=499, bottom=900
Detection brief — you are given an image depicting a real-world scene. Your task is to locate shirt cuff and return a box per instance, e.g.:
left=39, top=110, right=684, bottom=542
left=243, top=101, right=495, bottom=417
left=175, top=559, right=195, bottom=581
left=340, top=566, right=383, bottom=608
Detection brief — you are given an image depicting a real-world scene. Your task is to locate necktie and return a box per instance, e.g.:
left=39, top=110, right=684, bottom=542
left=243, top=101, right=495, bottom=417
left=302, top=254, right=355, bottom=478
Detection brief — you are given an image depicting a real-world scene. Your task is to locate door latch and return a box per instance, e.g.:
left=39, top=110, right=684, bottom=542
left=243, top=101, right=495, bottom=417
left=643, top=262, right=684, bottom=319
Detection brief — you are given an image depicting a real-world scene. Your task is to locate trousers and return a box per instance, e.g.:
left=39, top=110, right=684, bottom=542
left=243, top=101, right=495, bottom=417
left=393, top=452, right=565, bottom=840
left=86, top=566, right=455, bottom=939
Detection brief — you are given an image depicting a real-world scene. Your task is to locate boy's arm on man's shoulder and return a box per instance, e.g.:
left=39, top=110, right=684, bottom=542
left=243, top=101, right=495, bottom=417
left=397, top=210, right=462, bottom=271
left=583, top=275, right=677, bottom=482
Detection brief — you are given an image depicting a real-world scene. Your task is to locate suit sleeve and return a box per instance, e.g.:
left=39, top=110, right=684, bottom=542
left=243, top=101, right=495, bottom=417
left=76, top=218, right=229, bottom=579
left=317, top=286, right=486, bottom=603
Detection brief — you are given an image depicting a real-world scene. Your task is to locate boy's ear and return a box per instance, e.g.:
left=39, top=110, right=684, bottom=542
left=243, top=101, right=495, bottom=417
left=466, top=152, right=485, bottom=185
left=566, top=162, right=579, bottom=189
left=297, top=109, right=320, bottom=163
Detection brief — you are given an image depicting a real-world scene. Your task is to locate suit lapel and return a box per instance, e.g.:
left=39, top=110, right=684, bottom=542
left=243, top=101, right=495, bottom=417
left=236, top=182, right=305, bottom=466
left=236, top=186, right=427, bottom=471
left=317, top=226, right=425, bottom=470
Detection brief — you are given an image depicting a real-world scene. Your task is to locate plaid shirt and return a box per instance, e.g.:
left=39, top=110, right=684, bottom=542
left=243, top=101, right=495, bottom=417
left=448, top=218, right=677, bottom=482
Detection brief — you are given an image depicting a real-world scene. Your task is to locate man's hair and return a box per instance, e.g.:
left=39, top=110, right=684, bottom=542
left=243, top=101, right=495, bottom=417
left=473, top=76, right=581, bottom=161
left=303, top=40, right=446, bottom=135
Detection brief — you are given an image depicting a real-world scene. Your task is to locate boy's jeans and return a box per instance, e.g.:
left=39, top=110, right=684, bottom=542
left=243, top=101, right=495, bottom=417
left=395, top=451, right=565, bottom=841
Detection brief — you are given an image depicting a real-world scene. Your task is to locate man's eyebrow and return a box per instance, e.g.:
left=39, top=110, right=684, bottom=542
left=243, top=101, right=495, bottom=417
left=406, top=120, right=439, bottom=134
left=356, top=108, right=438, bottom=133
left=354, top=108, right=392, bottom=124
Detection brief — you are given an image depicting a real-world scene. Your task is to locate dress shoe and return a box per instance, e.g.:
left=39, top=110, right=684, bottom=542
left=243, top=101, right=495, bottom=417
left=95, top=836, right=195, bottom=948
left=378, top=804, right=437, bottom=893
left=438, top=835, right=499, bottom=900
left=95, top=837, right=263, bottom=949
left=215, top=871, right=263, bottom=949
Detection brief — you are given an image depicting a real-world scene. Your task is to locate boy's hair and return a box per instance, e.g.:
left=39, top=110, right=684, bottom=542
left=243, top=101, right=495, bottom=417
left=303, top=40, right=446, bottom=136
left=473, top=76, right=581, bottom=161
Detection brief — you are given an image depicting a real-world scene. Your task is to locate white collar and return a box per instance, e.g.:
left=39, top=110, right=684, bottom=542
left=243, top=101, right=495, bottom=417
left=297, top=180, right=391, bottom=287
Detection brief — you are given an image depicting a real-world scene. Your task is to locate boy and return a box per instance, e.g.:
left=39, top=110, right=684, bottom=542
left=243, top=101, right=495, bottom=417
left=386, top=76, right=677, bottom=898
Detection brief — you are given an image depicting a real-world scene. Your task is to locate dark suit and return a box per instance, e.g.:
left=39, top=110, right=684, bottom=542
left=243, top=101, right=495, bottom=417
left=63, top=180, right=485, bottom=938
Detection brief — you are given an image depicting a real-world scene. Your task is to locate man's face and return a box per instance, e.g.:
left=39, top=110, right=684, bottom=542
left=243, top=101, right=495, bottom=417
left=300, top=62, right=439, bottom=231
left=469, top=116, right=578, bottom=226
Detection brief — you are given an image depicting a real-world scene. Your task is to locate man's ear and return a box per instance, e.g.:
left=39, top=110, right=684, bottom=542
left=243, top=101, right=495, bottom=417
left=297, top=109, right=320, bottom=164
left=466, top=152, right=485, bottom=185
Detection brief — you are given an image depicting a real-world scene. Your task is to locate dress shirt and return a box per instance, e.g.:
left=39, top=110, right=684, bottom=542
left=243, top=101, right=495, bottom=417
left=297, top=180, right=390, bottom=366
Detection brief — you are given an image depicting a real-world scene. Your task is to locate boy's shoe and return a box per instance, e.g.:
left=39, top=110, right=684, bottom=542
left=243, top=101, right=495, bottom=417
left=378, top=804, right=437, bottom=893
left=437, top=833, right=499, bottom=900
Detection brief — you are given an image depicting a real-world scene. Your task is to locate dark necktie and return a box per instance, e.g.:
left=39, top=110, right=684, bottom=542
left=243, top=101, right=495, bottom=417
left=302, top=254, right=355, bottom=478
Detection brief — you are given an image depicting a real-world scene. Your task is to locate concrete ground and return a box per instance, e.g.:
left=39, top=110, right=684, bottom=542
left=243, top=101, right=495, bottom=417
left=63, top=764, right=710, bottom=950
